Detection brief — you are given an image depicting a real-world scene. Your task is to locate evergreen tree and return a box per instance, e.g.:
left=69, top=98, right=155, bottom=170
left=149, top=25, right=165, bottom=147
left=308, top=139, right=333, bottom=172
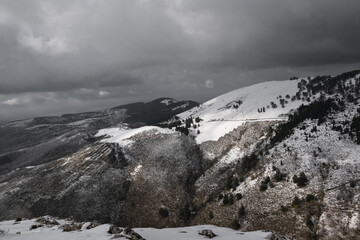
left=159, top=207, right=169, bottom=217
left=293, top=196, right=301, bottom=205
left=293, top=172, right=308, bottom=187
left=231, top=219, right=241, bottom=230
left=238, top=205, right=246, bottom=217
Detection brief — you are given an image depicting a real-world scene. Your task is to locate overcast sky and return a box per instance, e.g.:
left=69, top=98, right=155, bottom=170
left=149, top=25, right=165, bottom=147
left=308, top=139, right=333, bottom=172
left=1, top=0, right=360, bottom=121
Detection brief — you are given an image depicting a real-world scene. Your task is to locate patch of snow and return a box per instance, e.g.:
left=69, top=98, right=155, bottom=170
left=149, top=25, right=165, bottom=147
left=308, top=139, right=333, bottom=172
left=349, top=212, right=359, bottom=229
left=136, top=225, right=271, bottom=240
left=60, top=158, right=73, bottom=166
left=131, top=164, right=143, bottom=176
left=66, top=118, right=93, bottom=126
left=219, top=147, right=244, bottom=164
left=96, top=126, right=175, bottom=146
left=195, top=121, right=246, bottom=143
left=244, top=177, right=258, bottom=188
left=172, top=103, right=189, bottom=111
left=25, top=124, right=63, bottom=130
left=81, top=222, right=92, bottom=231
left=25, top=166, right=36, bottom=169
left=160, top=99, right=177, bottom=105
left=5, top=119, right=33, bottom=128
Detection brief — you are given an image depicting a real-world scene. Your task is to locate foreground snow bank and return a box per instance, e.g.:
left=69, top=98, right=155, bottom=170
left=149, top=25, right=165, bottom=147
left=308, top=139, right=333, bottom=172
left=0, top=217, right=273, bottom=240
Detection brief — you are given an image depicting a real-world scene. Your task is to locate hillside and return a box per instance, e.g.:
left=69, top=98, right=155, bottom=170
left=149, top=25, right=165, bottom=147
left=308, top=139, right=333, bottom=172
left=0, top=98, right=198, bottom=174
left=0, top=70, right=360, bottom=239
left=177, top=79, right=301, bottom=143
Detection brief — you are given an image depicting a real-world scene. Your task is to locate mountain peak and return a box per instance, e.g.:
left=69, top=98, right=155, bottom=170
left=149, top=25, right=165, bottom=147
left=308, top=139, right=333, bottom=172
left=173, top=70, right=360, bottom=143
left=150, top=97, right=177, bottom=105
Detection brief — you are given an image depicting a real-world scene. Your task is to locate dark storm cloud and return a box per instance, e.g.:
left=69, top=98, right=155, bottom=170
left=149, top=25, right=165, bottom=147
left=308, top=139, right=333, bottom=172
left=179, top=0, right=360, bottom=69
left=0, top=0, right=360, bottom=120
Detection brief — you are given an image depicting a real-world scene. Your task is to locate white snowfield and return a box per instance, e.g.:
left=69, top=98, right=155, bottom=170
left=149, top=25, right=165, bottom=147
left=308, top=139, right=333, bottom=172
left=95, top=126, right=175, bottom=146
left=178, top=79, right=307, bottom=143
left=0, top=218, right=272, bottom=240
left=160, top=98, right=177, bottom=105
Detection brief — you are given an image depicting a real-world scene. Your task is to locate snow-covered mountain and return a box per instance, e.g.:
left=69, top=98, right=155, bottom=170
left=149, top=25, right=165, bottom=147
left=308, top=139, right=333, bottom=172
left=177, top=79, right=306, bottom=143
left=0, top=98, right=198, bottom=174
left=1, top=70, right=360, bottom=240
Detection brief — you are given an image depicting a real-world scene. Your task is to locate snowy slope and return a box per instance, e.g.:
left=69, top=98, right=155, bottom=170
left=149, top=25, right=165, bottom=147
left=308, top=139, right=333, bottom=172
left=96, top=126, right=176, bottom=146
left=177, top=79, right=310, bottom=143
left=0, top=218, right=273, bottom=240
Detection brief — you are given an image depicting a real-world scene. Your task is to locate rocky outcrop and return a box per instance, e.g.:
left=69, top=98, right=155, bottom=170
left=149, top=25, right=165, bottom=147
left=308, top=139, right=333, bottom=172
left=198, top=229, right=217, bottom=238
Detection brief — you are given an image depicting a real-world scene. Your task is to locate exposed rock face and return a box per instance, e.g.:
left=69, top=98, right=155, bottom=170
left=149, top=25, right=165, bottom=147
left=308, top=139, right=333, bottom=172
left=198, top=229, right=217, bottom=238
left=35, top=216, right=60, bottom=226
left=122, top=226, right=145, bottom=240
left=61, top=223, right=82, bottom=232
left=108, top=225, right=123, bottom=234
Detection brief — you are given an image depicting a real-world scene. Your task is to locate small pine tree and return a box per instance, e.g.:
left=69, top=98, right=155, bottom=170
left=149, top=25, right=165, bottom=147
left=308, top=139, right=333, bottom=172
left=235, top=193, right=243, bottom=200
left=223, top=194, right=229, bottom=205
left=305, top=194, right=315, bottom=202
left=226, top=175, right=233, bottom=190
left=159, top=207, right=169, bottom=217
left=274, top=169, right=286, bottom=181
left=238, top=205, right=246, bottom=217
left=280, top=205, right=288, bottom=212
left=293, top=172, right=308, bottom=187
left=231, top=219, right=241, bottom=230
left=293, top=196, right=301, bottom=205
left=183, top=127, right=189, bottom=136
left=259, top=181, right=268, bottom=191
left=264, top=176, right=270, bottom=184
left=306, top=215, right=314, bottom=228
left=228, top=194, right=234, bottom=205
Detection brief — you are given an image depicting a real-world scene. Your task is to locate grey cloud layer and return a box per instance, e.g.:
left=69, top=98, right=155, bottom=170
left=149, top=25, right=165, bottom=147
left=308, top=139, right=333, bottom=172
left=0, top=0, right=359, bottom=120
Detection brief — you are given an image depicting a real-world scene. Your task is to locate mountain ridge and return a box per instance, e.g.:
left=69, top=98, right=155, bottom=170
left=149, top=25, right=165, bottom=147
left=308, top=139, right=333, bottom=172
left=0, top=98, right=198, bottom=174
left=0, top=70, right=360, bottom=239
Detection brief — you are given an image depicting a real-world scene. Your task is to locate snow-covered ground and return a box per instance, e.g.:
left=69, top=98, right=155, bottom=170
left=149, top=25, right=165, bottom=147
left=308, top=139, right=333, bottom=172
left=95, top=126, right=176, bottom=146
left=177, top=79, right=309, bottom=143
left=94, top=79, right=307, bottom=145
left=0, top=218, right=273, bottom=240
left=94, top=78, right=321, bottom=145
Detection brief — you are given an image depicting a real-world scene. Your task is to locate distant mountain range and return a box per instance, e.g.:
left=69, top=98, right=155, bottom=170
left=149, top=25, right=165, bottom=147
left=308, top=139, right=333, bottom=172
left=0, top=98, right=198, bottom=174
